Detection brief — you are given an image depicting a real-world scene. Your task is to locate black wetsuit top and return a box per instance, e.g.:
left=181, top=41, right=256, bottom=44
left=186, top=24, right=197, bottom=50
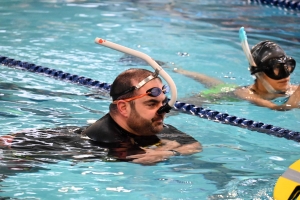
left=83, top=114, right=198, bottom=159
left=8, top=114, right=197, bottom=161
left=84, top=114, right=161, bottom=146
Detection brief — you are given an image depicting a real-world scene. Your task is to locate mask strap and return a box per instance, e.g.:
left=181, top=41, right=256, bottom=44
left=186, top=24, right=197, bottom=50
left=255, top=72, right=278, bottom=94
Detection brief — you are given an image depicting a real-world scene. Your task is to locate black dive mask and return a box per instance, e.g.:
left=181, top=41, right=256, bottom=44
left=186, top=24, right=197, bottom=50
left=250, top=41, right=296, bottom=80
left=262, top=56, right=296, bottom=80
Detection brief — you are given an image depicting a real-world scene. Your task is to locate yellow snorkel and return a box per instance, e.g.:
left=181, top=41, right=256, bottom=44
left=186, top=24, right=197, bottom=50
left=94, top=38, right=177, bottom=114
left=239, top=27, right=278, bottom=94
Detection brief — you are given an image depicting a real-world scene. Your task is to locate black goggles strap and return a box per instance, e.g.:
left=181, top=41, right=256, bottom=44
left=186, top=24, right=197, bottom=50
left=111, top=70, right=160, bottom=101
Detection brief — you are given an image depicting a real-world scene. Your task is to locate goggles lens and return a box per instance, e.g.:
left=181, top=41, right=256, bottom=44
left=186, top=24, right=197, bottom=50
left=113, top=85, right=169, bottom=103
left=264, top=56, right=296, bottom=80
left=147, top=85, right=169, bottom=97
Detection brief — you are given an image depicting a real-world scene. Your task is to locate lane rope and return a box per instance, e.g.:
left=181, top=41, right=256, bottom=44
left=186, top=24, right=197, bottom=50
left=250, top=0, right=300, bottom=11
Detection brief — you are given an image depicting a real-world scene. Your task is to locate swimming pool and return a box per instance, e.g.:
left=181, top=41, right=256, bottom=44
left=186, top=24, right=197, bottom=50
left=0, top=0, right=300, bottom=199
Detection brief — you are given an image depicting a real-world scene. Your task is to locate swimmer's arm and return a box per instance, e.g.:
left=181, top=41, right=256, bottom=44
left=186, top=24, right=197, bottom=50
left=234, top=87, right=278, bottom=108
left=285, top=85, right=300, bottom=108
left=173, top=68, right=224, bottom=88
left=234, top=87, right=299, bottom=111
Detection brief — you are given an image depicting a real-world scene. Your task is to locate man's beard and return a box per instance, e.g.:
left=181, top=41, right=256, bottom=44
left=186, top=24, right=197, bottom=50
left=127, top=103, right=164, bottom=136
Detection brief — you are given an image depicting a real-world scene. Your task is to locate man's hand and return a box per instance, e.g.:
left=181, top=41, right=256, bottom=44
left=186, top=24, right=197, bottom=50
left=154, top=139, right=181, bottom=151
left=126, top=148, right=174, bottom=165
left=126, top=141, right=202, bottom=165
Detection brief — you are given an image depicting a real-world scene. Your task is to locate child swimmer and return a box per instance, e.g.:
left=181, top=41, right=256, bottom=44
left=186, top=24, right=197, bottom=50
left=174, top=40, right=299, bottom=110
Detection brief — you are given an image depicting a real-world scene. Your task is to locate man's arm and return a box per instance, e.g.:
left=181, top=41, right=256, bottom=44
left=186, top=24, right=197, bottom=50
left=169, top=141, right=202, bottom=155
left=126, top=141, right=202, bottom=164
left=153, top=139, right=202, bottom=155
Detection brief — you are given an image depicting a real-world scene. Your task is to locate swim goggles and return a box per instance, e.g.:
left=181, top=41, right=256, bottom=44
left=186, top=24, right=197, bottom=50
left=262, top=56, right=295, bottom=80
left=111, top=70, right=159, bottom=101
left=112, top=85, right=169, bottom=104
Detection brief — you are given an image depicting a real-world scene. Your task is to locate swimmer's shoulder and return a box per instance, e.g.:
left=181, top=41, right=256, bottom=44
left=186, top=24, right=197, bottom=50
left=233, top=85, right=252, bottom=97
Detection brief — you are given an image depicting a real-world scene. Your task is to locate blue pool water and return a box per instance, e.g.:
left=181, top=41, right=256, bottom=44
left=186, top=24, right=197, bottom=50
left=0, top=0, right=300, bottom=199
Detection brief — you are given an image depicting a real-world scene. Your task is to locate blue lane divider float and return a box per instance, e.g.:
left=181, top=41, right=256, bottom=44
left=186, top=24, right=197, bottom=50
left=250, top=0, right=300, bottom=11
left=1, top=55, right=299, bottom=142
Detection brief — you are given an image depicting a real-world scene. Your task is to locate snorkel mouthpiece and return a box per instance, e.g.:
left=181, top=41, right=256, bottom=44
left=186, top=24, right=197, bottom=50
left=157, top=103, right=172, bottom=114
left=94, top=37, right=177, bottom=110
